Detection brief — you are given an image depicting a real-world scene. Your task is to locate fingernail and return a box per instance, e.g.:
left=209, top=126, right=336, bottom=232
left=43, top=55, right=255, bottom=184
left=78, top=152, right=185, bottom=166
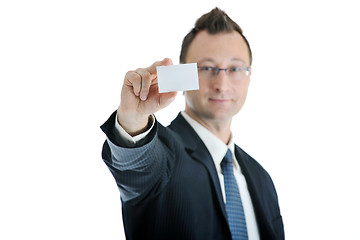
left=140, top=95, right=147, bottom=101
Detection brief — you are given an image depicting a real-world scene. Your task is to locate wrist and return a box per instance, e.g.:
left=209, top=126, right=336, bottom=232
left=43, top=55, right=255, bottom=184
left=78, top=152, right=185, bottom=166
left=117, top=108, right=151, bottom=136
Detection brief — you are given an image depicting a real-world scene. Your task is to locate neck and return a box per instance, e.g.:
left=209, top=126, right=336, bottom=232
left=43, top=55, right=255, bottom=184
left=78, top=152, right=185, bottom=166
left=185, top=109, right=232, bottom=144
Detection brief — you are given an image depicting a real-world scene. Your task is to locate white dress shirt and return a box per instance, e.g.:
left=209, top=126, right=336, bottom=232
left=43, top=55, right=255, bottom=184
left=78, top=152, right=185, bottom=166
left=115, top=112, right=260, bottom=239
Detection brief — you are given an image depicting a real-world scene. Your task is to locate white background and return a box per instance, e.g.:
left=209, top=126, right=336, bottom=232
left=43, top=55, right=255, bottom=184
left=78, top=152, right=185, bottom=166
left=1, top=0, right=359, bottom=239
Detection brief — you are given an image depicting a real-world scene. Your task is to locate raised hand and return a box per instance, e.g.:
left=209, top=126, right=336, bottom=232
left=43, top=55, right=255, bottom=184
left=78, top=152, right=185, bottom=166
left=117, top=58, right=177, bottom=135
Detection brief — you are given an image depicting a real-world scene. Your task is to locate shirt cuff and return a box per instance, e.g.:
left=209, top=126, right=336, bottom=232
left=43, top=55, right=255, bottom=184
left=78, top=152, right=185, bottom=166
left=114, top=114, right=155, bottom=144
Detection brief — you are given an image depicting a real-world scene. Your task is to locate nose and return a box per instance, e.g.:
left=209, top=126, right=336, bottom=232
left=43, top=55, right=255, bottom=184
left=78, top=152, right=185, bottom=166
left=215, top=68, right=229, bottom=76
left=211, top=69, right=229, bottom=92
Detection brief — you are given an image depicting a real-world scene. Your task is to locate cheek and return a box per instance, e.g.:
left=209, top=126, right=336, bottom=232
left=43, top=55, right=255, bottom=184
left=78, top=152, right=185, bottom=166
left=235, top=79, right=250, bottom=94
left=198, top=78, right=209, bottom=89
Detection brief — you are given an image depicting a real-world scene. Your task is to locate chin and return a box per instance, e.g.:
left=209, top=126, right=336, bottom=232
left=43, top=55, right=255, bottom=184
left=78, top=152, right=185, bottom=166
left=207, top=111, right=234, bottom=122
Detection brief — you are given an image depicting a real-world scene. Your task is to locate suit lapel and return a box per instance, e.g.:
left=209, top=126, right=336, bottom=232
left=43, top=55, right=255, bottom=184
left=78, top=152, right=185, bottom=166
left=188, top=146, right=228, bottom=220
left=234, top=145, right=273, bottom=238
left=169, top=113, right=228, bottom=222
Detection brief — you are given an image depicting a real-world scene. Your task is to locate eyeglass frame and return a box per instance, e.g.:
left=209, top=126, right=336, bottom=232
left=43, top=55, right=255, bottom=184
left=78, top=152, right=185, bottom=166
left=197, top=66, right=250, bottom=78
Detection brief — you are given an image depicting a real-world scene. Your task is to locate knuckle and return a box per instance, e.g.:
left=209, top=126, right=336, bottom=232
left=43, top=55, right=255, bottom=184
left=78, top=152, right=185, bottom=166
left=125, top=71, right=141, bottom=82
left=136, top=68, right=150, bottom=78
left=124, top=71, right=132, bottom=79
left=142, top=71, right=151, bottom=81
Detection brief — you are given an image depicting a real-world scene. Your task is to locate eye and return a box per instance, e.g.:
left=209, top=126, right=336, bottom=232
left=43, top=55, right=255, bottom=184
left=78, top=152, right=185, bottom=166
left=229, top=67, right=242, bottom=73
left=199, top=66, right=214, bottom=71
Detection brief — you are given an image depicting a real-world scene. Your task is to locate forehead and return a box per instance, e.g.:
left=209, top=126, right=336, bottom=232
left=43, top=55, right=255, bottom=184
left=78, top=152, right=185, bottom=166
left=186, top=30, right=250, bottom=66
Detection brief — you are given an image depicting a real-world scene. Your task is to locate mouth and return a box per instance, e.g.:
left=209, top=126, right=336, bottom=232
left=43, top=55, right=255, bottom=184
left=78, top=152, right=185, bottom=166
left=209, top=98, right=231, bottom=103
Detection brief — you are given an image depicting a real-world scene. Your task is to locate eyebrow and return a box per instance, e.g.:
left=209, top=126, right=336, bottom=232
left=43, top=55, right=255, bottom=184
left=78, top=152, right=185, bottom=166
left=231, top=58, right=246, bottom=63
left=197, top=58, right=215, bottom=64
left=198, top=58, right=247, bottom=65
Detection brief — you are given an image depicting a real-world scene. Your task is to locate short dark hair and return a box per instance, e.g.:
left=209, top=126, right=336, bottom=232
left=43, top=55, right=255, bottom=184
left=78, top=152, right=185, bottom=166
left=180, top=7, right=252, bottom=65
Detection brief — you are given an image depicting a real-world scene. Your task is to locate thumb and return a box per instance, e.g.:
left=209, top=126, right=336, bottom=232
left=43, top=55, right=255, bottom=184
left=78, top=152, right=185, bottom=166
left=146, top=58, right=173, bottom=75
left=159, top=91, right=177, bottom=109
left=161, top=58, right=173, bottom=66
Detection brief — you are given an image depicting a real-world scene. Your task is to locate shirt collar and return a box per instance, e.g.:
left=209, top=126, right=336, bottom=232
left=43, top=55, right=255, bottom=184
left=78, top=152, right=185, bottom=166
left=181, top=111, right=235, bottom=171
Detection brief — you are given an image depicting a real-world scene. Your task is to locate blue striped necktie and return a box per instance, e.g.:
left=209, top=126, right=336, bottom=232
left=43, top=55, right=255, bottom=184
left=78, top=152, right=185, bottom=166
left=221, top=149, right=248, bottom=240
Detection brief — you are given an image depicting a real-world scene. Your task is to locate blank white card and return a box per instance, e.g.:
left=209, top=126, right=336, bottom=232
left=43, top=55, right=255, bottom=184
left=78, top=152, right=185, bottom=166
left=156, top=63, right=199, bottom=93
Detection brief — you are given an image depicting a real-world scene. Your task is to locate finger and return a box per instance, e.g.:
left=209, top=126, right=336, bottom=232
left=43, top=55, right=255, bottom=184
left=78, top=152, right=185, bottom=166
left=145, top=58, right=173, bottom=75
left=136, top=68, right=154, bottom=101
left=125, top=71, right=142, bottom=96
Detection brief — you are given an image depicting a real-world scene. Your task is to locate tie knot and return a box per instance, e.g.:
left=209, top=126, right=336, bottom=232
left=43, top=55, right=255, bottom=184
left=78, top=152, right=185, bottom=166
left=222, top=149, right=233, bottom=164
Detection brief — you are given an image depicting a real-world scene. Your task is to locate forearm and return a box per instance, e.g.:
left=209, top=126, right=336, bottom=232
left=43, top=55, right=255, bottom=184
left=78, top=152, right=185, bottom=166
left=101, top=113, right=173, bottom=204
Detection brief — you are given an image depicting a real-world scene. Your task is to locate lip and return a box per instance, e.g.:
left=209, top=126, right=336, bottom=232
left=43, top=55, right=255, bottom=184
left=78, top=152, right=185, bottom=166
left=209, top=98, right=231, bottom=103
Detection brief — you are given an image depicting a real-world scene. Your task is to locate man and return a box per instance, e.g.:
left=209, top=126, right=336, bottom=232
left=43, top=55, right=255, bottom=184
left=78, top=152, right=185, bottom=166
left=101, top=8, right=284, bottom=240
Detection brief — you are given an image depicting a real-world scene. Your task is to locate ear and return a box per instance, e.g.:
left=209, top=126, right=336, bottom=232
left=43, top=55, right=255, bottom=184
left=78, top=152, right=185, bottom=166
left=248, top=67, right=252, bottom=78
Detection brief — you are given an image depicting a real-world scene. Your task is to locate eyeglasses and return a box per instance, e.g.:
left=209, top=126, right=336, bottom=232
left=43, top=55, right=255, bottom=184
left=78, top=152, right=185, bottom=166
left=197, top=66, right=250, bottom=80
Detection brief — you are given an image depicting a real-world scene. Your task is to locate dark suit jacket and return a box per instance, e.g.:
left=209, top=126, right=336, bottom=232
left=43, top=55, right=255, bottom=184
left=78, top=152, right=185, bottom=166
left=101, top=111, right=284, bottom=240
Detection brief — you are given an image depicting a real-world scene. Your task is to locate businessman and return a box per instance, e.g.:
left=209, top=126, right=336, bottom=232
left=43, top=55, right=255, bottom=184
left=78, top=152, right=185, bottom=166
left=101, top=7, right=284, bottom=240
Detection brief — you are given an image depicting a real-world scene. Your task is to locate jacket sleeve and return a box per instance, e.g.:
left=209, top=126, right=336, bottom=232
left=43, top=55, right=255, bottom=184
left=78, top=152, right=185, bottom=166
left=100, top=111, right=175, bottom=205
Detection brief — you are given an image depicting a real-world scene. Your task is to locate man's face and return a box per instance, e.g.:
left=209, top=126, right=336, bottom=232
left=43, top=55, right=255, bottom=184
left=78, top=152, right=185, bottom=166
left=184, top=30, right=251, bottom=123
